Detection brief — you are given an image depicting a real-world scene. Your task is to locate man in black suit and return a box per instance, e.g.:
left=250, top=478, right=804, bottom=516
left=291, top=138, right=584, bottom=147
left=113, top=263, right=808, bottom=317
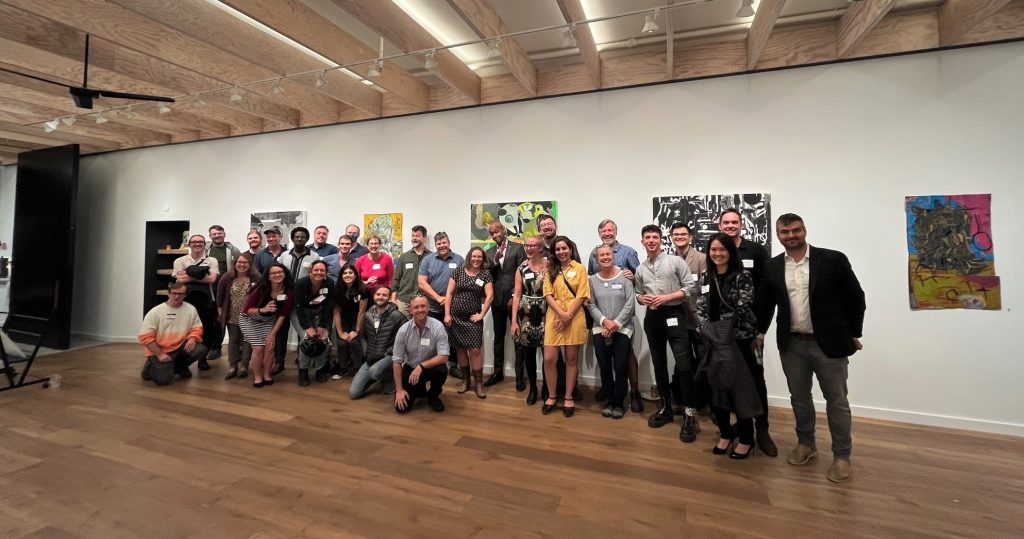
left=484, top=221, right=526, bottom=387
left=755, top=213, right=866, bottom=483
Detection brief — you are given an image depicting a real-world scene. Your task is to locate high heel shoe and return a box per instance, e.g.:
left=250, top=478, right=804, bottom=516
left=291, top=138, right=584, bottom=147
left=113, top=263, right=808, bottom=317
left=729, top=440, right=755, bottom=460
left=542, top=398, right=557, bottom=415
left=562, top=398, right=575, bottom=418
left=712, top=438, right=734, bottom=455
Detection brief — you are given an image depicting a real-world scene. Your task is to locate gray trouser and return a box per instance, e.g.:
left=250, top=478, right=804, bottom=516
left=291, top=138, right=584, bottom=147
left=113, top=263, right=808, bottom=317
left=142, top=342, right=208, bottom=386
left=292, top=313, right=328, bottom=371
left=348, top=356, right=395, bottom=399
left=226, top=323, right=252, bottom=369
left=780, top=338, right=852, bottom=458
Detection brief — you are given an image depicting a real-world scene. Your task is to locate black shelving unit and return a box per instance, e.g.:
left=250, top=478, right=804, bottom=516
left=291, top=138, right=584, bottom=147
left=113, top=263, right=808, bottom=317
left=144, top=220, right=190, bottom=316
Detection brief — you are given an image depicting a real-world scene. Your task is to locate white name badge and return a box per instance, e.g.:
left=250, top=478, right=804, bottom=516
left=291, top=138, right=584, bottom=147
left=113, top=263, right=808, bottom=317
left=701, top=284, right=710, bottom=294
left=405, top=263, right=414, bottom=269
left=611, top=283, right=623, bottom=290
left=419, top=337, right=430, bottom=346
left=372, top=263, right=381, bottom=270
left=319, top=287, right=329, bottom=295
left=666, top=318, right=679, bottom=327
left=276, top=294, right=287, bottom=301
left=742, top=259, right=754, bottom=268
left=475, top=278, right=484, bottom=286
left=165, top=313, right=177, bottom=320
left=448, top=262, right=458, bottom=269
left=567, top=270, right=576, bottom=278
left=525, top=272, right=535, bottom=280
left=373, top=320, right=380, bottom=329
left=302, top=260, right=311, bottom=267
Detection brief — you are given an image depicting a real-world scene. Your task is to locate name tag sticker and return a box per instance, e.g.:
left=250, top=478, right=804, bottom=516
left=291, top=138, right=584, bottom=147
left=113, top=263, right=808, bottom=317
left=525, top=272, right=535, bottom=280
left=419, top=337, right=430, bottom=346
left=165, top=313, right=177, bottom=320
left=312, top=295, right=326, bottom=304
left=276, top=294, right=287, bottom=301
left=742, top=259, right=754, bottom=268
left=611, top=283, right=623, bottom=290
left=373, top=320, right=380, bottom=329
left=701, top=284, right=710, bottom=294
left=319, top=287, right=329, bottom=295
left=372, top=263, right=381, bottom=270
left=666, top=318, right=679, bottom=327
left=302, top=260, right=311, bottom=267
left=567, top=270, right=577, bottom=278
left=448, top=262, right=458, bottom=269
left=475, top=278, right=484, bottom=286
left=405, top=263, right=414, bottom=269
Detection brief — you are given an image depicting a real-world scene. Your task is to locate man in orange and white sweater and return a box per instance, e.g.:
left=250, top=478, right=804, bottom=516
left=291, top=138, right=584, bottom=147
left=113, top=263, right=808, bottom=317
left=139, top=281, right=207, bottom=385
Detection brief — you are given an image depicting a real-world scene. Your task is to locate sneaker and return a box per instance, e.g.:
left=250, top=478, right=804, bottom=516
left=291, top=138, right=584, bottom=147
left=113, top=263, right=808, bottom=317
left=788, top=443, right=818, bottom=466
left=331, top=373, right=343, bottom=380
left=827, top=457, right=852, bottom=483
left=679, top=408, right=697, bottom=443
left=601, top=405, right=614, bottom=418
left=428, top=396, right=445, bottom=412
left=610, top=407, right=625, bottom=420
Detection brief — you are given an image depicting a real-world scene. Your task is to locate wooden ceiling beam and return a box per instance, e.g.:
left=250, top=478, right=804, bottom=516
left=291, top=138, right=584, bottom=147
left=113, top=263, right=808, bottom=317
left=448, top=0, right=537, bottom=96
left=747, top=0, right=788, bottom=69
left=0, top=95, right=201, bottom=142
left=837, top=0, right=898, bottom=58
left=223, top=0, right=428, bottom=111
left=0, top=123, right=120, bottom=153
left=110, top=0, right=377, bottom=119
left=0, top=100, right=173, bottom=147
left=938, top=0, right=1014, bottom=45
left=556, top=0, right=601, bottom=88
left=330, top=0, right=481, bottom=103
left=4, top=0, right=313, bottom=126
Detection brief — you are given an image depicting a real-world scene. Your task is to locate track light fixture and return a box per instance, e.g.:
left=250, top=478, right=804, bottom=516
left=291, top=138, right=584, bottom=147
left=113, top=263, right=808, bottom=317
left=737, top=0, right=755, bottom=18
left=642, top=8, right=660, bottom=34
left=61, top=116, right=76, bottom=127
left=272, top=79, right=285, bottom=94
left=315, top=71, right=327, bottom=87
left=367, top=60, right=382, bottom=78
left=158, top=102, right=172, bottom=114
left=194, top=94, right=206, bottom=108
left=94, top=111, right=108, bottom=124
left=487, top=39, right=502, bottom=59
left=123, top=105, right=139, bottom=119
left=43, top=119, right=60, bottom=132
left=424, top=49, right=438, bottom=69
left=562, top=24, right=577, bottom=48
left=229, top=86, right=243, bottom=102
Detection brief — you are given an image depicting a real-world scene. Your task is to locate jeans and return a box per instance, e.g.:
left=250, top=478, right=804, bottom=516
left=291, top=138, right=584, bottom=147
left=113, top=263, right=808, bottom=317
left=225, top=323, right=252, bottom=369
left=142, top=341, right=208, bottom=386
left=395, top=363, right=448, bottom=413
left=643, top=306, right=695, bottom=407
left=593, top=333, right=631, bottom=408
left=349, top=356, right=395, bottom=399
left=780, top=338, right=852, bottom=457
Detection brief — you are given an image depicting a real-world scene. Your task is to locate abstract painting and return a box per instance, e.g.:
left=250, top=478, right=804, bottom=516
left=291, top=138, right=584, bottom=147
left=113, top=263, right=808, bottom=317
left=364, top=212, right=403, bottom=258
left=471, top=201, right=557, bottom=249
left=906, top=194, right=1000, bottom=310
left=652, top=193, right=771, bottom=253
left=250, top=211, right=307, bottom=247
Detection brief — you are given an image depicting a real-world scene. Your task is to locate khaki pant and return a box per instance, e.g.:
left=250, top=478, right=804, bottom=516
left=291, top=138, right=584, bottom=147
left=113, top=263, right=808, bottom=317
left=394, top=298, right=413, bottom=319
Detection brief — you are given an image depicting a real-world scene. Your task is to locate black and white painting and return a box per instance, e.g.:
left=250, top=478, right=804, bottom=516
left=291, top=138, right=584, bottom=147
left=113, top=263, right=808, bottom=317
left=652, top=193, right=772, bottom=252
left=250, top=211, right=307, bottom=247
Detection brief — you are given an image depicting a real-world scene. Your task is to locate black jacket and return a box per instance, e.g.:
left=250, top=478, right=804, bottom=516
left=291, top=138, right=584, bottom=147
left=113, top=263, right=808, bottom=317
left=361, top=302, right=407, bottom=365
left=486, top=240, right=526, bottom=306
left=294, top=276, right=335, bottom=330
left=757, top=246, right=866, bottom=359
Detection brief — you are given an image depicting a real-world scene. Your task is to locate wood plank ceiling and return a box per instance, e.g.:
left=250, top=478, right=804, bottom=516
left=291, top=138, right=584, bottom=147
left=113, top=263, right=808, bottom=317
left=0, top=0, right=1022, bottom=165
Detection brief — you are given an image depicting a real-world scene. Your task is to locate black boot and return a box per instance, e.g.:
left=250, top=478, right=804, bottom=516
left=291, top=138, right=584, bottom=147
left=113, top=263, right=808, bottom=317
left=298, top=368, right=310, bottom=387
left=483, top=371, right=504, bottom=387
left=315, top=366, right=329, bottom=383
left=526, top=383, right=538, bottom=405
left=648, top=391, right=675, bottom=429
left=630, top=386, right=644, bottom=413
left=679, top=408, right=697, bottom=443
left=514, top=352, right=526, bottom=392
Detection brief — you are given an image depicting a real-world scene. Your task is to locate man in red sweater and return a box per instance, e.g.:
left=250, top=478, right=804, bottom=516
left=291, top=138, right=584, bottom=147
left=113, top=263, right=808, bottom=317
left=139, top=281, right=207, bottom=385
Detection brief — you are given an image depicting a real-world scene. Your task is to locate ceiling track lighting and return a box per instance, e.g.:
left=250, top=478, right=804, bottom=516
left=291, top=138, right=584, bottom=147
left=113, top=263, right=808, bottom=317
left=424, top=49, right=438, bottom=70
left=487, top=39, right=502, bottom=59
left=61, top=116, right=76, bottom=127
left=562, top=24, right=578, bottom=48
left=642, top=8, right=661, bottom=34
left=43, top=119, right=60, bottom=133
left=271, top=79, right=285, bottom=94
left=94, top=111, right=108, bottom=124
left=123, top=105, right=139, bottom=120
left=737, top=0, right=756, bottom=18
left=158, top=102, right=172, bottom=114
left=315, top=71, right=327, bottom=87
left=229, top=86, right=243, bottom=102
left=366, top=60, right=382, bottom=78
left=193, top=94, right=206, bottom=108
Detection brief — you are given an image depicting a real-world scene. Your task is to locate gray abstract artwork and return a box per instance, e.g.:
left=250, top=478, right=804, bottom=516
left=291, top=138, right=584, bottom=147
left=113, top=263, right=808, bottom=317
left=652, top=193, right=772, bottom=252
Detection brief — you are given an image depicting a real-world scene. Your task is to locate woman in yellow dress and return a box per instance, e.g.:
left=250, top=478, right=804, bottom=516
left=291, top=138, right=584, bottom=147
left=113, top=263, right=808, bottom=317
left=542, top=236, right=590, bottom=417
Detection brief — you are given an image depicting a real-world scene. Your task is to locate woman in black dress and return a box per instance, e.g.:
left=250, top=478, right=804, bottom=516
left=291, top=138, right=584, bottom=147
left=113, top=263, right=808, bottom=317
left=444, top=246, right=493, bottom=398
left=332, top=265, right=368, bottom=378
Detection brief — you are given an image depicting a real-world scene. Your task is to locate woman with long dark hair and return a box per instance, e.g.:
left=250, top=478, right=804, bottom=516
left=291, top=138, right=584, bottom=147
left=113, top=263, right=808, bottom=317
left=239, top=262, right=294, bottom=387
left=541, top=236, right=590, bottom=417
left=332, top=264, right=369, bottom=377
left=697, top=233, right=762, bottom=459
left=293, top=259, right=335, bottom=386
left=215, top=253, right=259, bottom=380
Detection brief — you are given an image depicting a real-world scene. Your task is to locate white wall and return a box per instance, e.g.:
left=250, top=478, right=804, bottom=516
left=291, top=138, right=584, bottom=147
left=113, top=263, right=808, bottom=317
left=74, top=43, right=1024, bottom=435
left=0, top=165, right=15, bottom=312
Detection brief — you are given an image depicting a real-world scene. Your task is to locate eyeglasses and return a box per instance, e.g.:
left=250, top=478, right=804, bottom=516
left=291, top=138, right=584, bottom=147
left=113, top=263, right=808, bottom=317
left=168, top=291, right=187, bottom=297
left=524, top=244, right=540, bottom=249
left=189, top=241, right=206, bottom=246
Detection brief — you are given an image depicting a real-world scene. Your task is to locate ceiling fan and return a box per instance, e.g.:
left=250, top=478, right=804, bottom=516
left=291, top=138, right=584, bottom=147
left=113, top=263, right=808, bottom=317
left=0, top=35, right=175, bottom=110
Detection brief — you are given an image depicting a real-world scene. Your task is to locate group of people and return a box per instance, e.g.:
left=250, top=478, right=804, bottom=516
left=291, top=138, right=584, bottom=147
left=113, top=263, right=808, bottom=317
left=140, top=211, right=865, bottom=483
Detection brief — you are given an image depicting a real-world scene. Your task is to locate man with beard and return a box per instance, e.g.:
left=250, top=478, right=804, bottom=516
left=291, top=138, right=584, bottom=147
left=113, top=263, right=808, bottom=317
left=484, top=221, right=526, bottom=387
left=392, top=225, right=431, bottom=318
left=244, top=228, right=263, bottom=257
left=349, top=286, right=407, bottom=399
left=417, top=231, right=465, bottom=379
left=204, top=225, right=240, bottom=360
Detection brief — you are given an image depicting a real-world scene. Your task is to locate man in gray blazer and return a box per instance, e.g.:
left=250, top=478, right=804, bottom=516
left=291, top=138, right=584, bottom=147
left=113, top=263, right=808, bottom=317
left=484, top=221, right=526, bottom=387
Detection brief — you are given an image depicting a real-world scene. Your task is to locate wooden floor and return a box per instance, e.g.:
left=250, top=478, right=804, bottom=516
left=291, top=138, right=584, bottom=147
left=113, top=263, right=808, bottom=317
left=1, top=344, right=1021, bottom=538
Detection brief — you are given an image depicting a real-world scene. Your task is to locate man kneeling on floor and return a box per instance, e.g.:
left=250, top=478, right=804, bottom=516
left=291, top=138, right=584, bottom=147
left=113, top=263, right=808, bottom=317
left=349, top=286, right=407, bottom=399
left=139, top=281, right=208, bottom=385
left=392, top=296, right=449, bottom=413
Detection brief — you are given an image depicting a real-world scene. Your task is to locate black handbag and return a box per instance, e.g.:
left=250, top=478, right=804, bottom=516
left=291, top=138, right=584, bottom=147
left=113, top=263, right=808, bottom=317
left=702, top=275, right=742, bottom=390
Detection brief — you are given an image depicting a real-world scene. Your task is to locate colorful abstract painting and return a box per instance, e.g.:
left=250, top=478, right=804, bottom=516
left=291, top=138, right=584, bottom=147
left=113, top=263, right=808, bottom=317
left=906, top=194, right=1000, bottom=310
left=653, top=193, right=771, bottom=253
left=471, top=201, right=557, bottom=249
left=364, top=213, right=403, bottom=258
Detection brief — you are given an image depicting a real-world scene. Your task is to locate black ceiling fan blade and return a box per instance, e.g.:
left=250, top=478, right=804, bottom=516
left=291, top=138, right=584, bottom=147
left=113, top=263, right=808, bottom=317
left=0, top=66, right=77, bottom=89
left=95, top=90, right=175, bottom=103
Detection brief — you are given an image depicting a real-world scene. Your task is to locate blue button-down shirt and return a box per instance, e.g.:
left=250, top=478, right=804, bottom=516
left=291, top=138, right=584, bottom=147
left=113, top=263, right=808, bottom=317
left=587, top=241, right=641, bottom=275
left=418, top=250, right=465, bottom=313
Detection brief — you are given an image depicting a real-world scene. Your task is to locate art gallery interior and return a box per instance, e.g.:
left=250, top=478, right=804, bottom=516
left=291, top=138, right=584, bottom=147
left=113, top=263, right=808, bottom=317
left=0, top=1, right=1022, bottom=536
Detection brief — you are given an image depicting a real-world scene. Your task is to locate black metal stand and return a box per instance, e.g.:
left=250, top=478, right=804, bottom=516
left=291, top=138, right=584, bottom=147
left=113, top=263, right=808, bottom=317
left=0, top=311, right=54, bottom=392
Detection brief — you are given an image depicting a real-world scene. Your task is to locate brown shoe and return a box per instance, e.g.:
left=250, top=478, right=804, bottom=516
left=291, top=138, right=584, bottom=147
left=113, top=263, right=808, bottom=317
left=827, top=457, right=852, bottom=483
left=756, top=430, right=778, bottom=457
left=787, top=443, right=818, bottom=466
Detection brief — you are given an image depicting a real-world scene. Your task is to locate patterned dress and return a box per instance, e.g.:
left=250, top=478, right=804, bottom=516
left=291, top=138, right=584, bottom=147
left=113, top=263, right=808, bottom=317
left=515, top=261, right=547, bottom=347
left=449, top=266, right=491, bottom=348
left=227, top=278, right=251, bottom=325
